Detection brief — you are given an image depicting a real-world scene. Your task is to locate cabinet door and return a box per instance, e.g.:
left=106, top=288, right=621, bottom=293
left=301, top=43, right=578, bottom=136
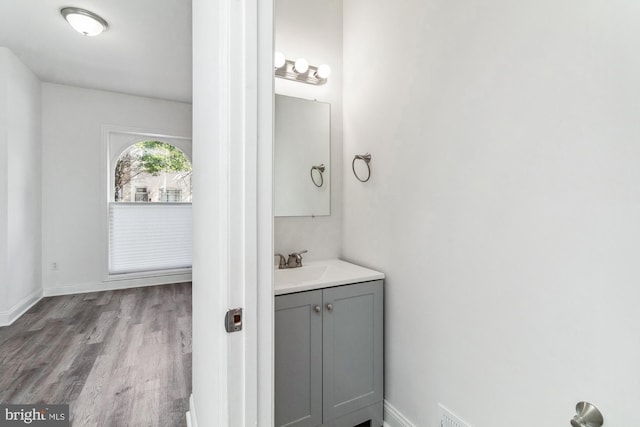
left=275, top=290, right=323, bottom=427
left=322, top=280, right=384, bottom=422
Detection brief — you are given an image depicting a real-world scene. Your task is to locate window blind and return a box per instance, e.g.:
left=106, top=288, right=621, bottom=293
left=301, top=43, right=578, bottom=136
left=109, top=203, right=192, bottom=274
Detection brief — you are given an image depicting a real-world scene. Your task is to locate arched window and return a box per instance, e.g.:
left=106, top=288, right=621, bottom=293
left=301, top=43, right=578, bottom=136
left=114, top=141, right=192, bottom=203
left=109, top=139, right=192, bottom=275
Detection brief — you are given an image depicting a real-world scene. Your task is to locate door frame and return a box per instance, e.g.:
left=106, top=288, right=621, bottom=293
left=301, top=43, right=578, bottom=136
left=191, top=0, right=273, bottom=425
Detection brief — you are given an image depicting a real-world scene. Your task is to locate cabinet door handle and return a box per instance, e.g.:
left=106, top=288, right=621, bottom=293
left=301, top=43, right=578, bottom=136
left=314, top=305, right=321, bottom=313
left=326, top=303, right=333, bottom=312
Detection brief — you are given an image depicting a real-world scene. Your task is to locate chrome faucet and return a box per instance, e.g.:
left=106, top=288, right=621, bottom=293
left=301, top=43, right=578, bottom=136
left=274, top=253, right=287, bottom=270
left=287, top=250, right=308, bottom=268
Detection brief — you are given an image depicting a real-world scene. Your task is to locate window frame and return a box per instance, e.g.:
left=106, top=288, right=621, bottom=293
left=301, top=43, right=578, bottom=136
left=101, top=125, right=193, bottom=281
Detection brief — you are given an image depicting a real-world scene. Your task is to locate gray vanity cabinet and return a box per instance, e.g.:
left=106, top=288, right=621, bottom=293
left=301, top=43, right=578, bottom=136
left=322, top=281, right=384, bottom=422
left=275, top=280, right=384, bottom=427
left=275, top=290, right=323, bottom=427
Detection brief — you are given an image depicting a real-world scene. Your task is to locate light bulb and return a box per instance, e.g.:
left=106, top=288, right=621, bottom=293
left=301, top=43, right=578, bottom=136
left=274, top=51, right=286, bottom=69
left=315, top=64, right=331, bottom=79
left=61, top=7, right=108, bottom=36
left=294, top=58, right=309, bottom=74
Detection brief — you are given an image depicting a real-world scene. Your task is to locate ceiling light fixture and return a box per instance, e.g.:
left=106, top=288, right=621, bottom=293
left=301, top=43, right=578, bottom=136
left=61, top=7, right=108, bottom=36
left=274, top=53, right=330, bottom=85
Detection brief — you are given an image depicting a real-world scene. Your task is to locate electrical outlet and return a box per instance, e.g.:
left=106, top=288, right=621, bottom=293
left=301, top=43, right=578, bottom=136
left=51, top=262, right=59, bottom=271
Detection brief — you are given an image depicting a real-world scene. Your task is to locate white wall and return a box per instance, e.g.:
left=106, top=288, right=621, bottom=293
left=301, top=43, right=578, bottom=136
left=0, top=47, right=42, bottom=324
left=274, top=0, right=343, bottom=261
left=343, top=1, right=640, bottom=426
left=0, top=49, right=8, bottom=316
left=41, top=83, right=192, bottom=295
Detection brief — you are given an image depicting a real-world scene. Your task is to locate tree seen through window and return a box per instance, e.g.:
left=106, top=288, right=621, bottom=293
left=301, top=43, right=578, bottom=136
left=114, top=141, right=192, bottom=203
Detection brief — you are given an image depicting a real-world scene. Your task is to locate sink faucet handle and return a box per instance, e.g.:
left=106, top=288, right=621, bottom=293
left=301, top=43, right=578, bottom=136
left=287, top=250, right=308, bottom=268
left=274, top=253, right=287, bottom=269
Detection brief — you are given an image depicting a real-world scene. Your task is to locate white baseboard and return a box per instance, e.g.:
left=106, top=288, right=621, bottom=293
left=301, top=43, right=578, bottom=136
left=43, top=273, right=192, bottom=297
left=0, top=288, right=43, bottom=327
left=384, top=400, right=416, bottom=427
left=187, top=394, right=198, bottom=427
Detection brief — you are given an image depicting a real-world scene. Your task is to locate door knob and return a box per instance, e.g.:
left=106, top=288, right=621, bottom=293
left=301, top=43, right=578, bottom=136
left=314, top=305, right=321, bottom=313
left=571, top=402, right=604, bottom=427
left=326, top=303, right=333, bottom=311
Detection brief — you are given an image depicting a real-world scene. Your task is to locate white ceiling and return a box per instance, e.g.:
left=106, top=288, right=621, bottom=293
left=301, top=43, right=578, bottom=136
left=0, top=0, right=192, bottom=103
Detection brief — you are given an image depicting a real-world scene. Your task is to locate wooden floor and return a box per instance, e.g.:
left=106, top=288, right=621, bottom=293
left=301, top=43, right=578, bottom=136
left=0, top=283, right=192, bottom=427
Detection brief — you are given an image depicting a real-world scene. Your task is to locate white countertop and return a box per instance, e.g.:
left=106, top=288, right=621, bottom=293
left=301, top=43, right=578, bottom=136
left=274, top=259, right=385, bottom=295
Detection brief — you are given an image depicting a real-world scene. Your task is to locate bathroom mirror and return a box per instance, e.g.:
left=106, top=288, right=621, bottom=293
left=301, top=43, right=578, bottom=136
left=274, top=94, right=330, bottom=217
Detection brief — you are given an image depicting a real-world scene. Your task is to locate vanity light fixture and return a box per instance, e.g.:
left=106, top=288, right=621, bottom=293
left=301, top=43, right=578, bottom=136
left=274, top=52, right=330, bottom=85
left=293, top=58, right=309, bottom=74
left=314, top=64, right=331, bottom=79
left=61, top=7, right=108, bottom=36
left=274, top=51, right=286, bottom=69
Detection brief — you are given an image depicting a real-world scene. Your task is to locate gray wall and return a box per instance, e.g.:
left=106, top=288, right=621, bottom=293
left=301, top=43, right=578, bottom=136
left=342, top=0, right=640, bottom=425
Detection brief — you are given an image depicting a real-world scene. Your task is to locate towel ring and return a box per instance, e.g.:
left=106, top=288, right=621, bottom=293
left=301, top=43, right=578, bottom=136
left=310, top=164, right=325, bottom=187
left=352, top=153, right=372, bottom=182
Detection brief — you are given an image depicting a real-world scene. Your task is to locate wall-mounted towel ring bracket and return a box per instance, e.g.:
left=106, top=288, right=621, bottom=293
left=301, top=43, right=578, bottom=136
left=571, top=402, right=603, bottom=427
left=352, top=153, right=371, bottom=182
left=310, top=164, right=325, bottom=187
